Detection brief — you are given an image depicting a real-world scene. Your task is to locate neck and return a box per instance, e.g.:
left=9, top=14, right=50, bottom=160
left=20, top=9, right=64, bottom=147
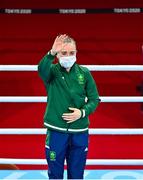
left=66, top=68, right=71, bottom=72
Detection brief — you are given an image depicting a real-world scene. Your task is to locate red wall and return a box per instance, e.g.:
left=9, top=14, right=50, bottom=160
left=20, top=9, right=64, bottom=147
left=0, top=0, right=143, bottom=169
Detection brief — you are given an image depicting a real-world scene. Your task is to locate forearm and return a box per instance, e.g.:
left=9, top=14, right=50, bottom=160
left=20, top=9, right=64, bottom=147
left=38, top=51, right=55, bottom=82
left=81, top=98, right=100, bottom=117
left=80, top=69, right=100, bottom=117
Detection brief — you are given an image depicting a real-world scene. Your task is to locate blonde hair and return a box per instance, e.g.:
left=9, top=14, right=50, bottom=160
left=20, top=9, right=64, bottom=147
left=63, top=35, right=76, bottom=47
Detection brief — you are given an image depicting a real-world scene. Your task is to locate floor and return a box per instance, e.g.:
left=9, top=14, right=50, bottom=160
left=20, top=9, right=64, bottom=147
left=0, top=170, right=143, bottom=179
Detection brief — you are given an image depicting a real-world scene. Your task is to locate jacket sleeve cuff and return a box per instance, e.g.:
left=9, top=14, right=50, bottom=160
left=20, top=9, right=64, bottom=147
left=47, top=50, right=56, bottom=58
left=80, top=109, right=86, bottom=118
left=48, top=49, right=57, bottom=56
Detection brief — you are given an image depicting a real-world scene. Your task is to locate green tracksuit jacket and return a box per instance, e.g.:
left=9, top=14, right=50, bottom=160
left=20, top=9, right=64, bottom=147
left=38, top=51, right=100, bottom=133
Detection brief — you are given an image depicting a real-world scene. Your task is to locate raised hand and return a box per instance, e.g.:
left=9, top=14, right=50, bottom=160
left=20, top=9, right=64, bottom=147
left=51, top=34, right=67, bottom=55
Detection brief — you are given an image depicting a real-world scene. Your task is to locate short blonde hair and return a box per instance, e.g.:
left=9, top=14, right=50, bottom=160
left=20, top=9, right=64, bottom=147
left=63, top=35, right=76, bottom=47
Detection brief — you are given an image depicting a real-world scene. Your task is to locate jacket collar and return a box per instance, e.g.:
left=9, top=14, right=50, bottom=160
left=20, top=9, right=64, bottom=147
left=58, top=62, right=77, bottom=73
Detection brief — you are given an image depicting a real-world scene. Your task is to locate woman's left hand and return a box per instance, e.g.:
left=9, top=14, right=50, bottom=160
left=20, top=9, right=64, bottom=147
left=62, top=107, right=82, bottom=123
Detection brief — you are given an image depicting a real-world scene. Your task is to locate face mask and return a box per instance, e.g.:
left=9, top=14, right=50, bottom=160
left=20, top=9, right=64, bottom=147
left=59, top=56, right=76, bottom=69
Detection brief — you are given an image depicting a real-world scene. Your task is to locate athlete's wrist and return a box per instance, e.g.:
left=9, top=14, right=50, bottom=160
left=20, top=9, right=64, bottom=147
left=50, top=49, right=57, bottom=56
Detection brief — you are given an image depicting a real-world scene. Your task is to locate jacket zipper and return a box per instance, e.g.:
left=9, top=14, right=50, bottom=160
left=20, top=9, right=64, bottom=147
left=62, top=72, right=73, bottom=132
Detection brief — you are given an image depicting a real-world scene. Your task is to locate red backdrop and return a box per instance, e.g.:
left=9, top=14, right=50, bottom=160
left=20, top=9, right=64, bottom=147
left=0, top=0, right=143, bottom=169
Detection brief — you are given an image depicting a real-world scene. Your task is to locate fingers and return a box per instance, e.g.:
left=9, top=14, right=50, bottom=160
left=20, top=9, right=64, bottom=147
left=56, top=34, right=67, bottom=42
left=63, top=117, right=74, bottom=121
left=52, top=34, right=68, bottom=53
left=62, top=107, right=81, bottom=123
left=62, top=113, right=75, bottom=121
left=68, top=107, right=76, bottom=111
left=62, top=113, right=74, bottom=116
left=62, top=114, right=74, bottom=120
left=67, top=120, right=76, bottom=123
left=57, top=34, right=67, bottom=38
left=62, top=107, right=75, bottom=117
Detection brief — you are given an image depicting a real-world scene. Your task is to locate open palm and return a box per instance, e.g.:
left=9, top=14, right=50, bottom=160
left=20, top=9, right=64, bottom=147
left=52, top=34, right=67, bottom=54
